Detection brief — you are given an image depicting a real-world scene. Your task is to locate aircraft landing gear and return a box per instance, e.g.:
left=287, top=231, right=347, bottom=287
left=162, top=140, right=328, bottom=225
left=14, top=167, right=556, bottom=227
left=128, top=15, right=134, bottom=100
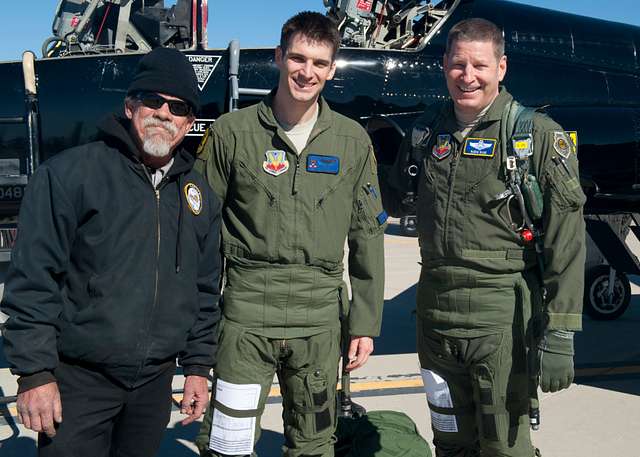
left=584, top=265, right=631, bottom=320
left=400, top=216, right=418, bottom=237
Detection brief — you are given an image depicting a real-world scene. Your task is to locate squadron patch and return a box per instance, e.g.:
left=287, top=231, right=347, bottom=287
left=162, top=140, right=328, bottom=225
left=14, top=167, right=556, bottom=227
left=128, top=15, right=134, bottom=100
left=463, top=138, right=497, bottom=158
left=263, top=150, right=289, bottom=176
left=566, top=131, right=578, bottom=154
left=553, top=131, right=572, bottom=158
left=184, top=183, right=203, bottom=215
left=432, top=134, right=452, bottom=160
left=307, top=154, right=340, bottom=174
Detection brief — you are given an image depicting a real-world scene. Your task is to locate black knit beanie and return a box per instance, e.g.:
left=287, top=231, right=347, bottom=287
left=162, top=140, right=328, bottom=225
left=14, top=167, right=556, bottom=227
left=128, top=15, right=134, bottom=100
left=127, top=47, right=200, bottom=112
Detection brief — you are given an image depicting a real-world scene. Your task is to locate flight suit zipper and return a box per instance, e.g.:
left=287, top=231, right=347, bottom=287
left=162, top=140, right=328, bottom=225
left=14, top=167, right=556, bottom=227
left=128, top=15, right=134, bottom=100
left=443, top=147, right=461, bottom=251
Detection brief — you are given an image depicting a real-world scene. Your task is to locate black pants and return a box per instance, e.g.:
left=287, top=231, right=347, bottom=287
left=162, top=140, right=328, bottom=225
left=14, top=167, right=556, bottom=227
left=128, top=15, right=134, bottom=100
left=38, top=361, right=175, bottom=457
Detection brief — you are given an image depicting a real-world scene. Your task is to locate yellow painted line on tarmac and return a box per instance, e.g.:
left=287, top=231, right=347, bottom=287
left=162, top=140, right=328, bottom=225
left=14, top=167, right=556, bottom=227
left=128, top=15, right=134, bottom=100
left=3, top=366, right=640, bottom=423
left=385, top=237, right=419, bottom=245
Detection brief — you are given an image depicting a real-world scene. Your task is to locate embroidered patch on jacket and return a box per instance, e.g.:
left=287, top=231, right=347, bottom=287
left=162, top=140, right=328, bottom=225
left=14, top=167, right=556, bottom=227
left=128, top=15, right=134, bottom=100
left=263, top=150, right=289, bottom=176
left=432, top=134, right=452, bottom=160
left=307, top=154, right=340, bottom=174
left=553, top=131, right=572, bottom=158
left=184, top=183, right=203, bottom=215
left=462, top=138, right=497, bottom=158
left=566, top=131, right=578, bottom=154
left=377, top=210, right=388, bottom=225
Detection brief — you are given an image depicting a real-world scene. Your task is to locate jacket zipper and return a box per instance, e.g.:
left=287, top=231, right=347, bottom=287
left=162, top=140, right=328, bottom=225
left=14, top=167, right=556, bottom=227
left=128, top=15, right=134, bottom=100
left=133, top=181, right=163, bottom=385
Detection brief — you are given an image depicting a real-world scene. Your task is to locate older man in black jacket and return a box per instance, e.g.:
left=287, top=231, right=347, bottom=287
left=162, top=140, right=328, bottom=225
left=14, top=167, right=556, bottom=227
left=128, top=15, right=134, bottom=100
left=1, top=47, right=222, bottom=457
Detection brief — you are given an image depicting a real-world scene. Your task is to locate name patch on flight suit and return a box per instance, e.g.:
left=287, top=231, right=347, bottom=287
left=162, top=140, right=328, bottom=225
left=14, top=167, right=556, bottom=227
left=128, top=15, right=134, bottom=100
left=263, top=150, right=289, bottom=176
left=306, top=154, right=340, bottom=174
left=184, top=183, right=203, bottom=215
left=462, top=138, right=497, bottom=158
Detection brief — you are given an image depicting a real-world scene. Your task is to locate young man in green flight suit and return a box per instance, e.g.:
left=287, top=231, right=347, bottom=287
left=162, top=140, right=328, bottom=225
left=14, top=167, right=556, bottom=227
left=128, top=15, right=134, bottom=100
left=195, top=12, right=386, bottom=457
left=382, top=18, right=586, bottom=457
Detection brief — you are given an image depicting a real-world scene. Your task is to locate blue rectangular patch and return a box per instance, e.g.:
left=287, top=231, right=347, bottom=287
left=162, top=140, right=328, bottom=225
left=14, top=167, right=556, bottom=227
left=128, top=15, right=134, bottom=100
left=377, top=210, right=388, bottom=225
left=307, top=154, right=340, bottom=174
left=462, top=138, right=497, bottom=158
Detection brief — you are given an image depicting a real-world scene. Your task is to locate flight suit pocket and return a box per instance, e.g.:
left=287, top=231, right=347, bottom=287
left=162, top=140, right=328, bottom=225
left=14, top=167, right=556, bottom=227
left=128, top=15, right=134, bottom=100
left=236, top=160, right=280, bottom=258
left=547, top=163, right=586, bottom=213
left=356, top=184, right=387, bottom=237
left=291, top=369, right=333, bottom=438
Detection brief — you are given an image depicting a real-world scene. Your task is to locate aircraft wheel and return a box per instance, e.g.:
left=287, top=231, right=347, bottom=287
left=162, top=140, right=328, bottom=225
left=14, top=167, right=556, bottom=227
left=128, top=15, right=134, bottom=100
left=584, top=265, right=631, bottom=320
left=400, top=216, right=418, bottom=237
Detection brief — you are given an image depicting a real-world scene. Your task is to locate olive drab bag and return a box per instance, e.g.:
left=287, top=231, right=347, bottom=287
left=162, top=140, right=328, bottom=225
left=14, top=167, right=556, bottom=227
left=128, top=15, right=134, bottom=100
left=334, top=410, right=432, bottom=457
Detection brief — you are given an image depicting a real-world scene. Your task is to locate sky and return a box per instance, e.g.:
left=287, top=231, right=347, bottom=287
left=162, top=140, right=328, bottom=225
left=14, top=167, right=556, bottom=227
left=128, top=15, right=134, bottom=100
left=0, top=0, right=639, bottom=61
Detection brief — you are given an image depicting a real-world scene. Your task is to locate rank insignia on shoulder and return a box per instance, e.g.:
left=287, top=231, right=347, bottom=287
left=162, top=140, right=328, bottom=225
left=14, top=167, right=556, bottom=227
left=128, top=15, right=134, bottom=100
left=307, top=154, right=340, bottom=174
left=566, top=131, right=578, bottom=154
left=184, top=183, right=203, bottom=215
left=432, top=134, right=452, bottom=160
left=463, top=138, right=497, bottom=158
left=263, top=150, right=289, bottom=176
left=411, top=126, right=431, bottom=148
left=553, top=131, right=572, bottom=158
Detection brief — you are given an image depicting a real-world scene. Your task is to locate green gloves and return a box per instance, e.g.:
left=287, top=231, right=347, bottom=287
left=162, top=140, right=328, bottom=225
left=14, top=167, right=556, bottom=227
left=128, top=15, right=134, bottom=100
left=537, top=330, right=575, bottom=392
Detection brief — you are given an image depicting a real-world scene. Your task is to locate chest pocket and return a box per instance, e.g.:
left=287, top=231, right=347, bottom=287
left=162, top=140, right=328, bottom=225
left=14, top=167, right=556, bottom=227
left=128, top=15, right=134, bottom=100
left=313, top=166, right=356, bottom=263
left=231, top=160, right=280, bottom=259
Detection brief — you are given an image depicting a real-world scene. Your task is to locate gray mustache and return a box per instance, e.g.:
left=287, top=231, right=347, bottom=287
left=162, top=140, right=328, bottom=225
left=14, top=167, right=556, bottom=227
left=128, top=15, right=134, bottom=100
left=143, top=117, right=178, bottom=135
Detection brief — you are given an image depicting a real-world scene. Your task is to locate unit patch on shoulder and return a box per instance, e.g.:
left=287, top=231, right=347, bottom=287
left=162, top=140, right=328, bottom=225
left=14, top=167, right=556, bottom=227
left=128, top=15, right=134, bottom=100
left=432, top=134, right=452, bottom=160
left=566, top=131, right=578, bottom=154
left=184, top=183, right=203, bottom=215
left=463, top=138, right=497, bottom=158
left=553, top=131, right=572, bottom=158
left=307, top=154, right=340, bottom=174
left=196, top=127, right=210, bottom=157
left=263, top=150, right=289, bottom=177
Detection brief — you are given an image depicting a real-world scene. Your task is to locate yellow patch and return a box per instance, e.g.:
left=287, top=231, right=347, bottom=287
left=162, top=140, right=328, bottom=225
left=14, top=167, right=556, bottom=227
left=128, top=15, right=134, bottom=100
left=566, top=131, right=578, bottom=153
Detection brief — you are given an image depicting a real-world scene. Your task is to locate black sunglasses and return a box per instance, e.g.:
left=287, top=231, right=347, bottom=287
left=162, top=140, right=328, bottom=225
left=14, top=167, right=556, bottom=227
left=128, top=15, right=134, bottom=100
left=136, top=93, right=193, bottom=117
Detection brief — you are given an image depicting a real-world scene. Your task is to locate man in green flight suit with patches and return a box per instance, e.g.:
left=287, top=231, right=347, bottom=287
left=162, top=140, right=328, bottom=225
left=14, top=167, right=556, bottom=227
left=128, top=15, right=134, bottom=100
left=382, top=18, right=586, bottom=457
left=195, top=12, right=386, bottom=457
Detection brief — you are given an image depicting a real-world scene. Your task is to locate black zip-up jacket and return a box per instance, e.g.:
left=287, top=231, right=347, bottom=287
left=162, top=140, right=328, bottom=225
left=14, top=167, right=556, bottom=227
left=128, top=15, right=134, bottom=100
left=1, top=114, right=222, bottom=391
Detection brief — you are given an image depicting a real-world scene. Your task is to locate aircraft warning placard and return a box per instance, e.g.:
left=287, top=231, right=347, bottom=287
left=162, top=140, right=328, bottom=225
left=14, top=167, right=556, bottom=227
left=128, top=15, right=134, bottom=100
left=187, top=55, right=222, bottom=91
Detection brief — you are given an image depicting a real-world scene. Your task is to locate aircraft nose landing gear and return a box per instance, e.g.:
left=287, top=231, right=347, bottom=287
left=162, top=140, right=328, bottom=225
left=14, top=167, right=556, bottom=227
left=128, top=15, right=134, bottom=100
left=584, top=265, right=631, bottom=320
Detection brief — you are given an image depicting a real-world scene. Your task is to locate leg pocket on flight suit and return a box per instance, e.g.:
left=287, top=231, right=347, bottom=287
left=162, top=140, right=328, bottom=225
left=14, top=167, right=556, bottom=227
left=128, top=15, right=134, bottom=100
left=471, top=332, right=510, bottom=444
left=291, top=369, right=333, bottom=439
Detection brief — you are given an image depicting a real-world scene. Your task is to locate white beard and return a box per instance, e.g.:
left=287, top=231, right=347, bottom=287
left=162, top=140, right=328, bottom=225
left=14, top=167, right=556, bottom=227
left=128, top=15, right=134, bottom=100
left=141, top=117, right=178, bottom=158
left=142, top=136, right=172, bottom=158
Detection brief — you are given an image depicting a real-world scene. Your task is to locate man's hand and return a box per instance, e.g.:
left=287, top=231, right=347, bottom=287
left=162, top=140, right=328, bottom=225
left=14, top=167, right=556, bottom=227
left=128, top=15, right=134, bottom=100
left=537, top=330, right=575, bottom=392
left=16, top=382, right=62, bottom=437
left=180, top=375, right=209, bottom=425
left=345, top=336, right=374, bottom=372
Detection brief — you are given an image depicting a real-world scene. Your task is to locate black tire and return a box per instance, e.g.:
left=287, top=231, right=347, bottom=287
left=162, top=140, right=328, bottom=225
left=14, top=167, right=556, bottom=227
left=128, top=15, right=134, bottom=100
left=584, top=265, right=631, bottom=320
left=400, top=216, right=418, bottom=237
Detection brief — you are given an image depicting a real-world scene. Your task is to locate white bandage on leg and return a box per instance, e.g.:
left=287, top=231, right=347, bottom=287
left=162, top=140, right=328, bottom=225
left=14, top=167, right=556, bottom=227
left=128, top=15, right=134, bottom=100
left=209, top=379, right=262, bottom=455
left=421, top=369, right=459, bottom=433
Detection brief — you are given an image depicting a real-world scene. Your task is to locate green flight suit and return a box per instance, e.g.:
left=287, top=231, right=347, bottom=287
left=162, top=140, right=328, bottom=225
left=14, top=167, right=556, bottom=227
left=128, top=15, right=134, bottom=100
left=383, top=88, right=586, bottom=457
left=195, top=93, right=386, bottom=457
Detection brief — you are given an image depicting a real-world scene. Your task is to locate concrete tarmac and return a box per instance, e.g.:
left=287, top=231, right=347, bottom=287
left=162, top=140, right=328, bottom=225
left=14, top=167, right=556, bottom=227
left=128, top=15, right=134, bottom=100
left=1, top=218, right=639, bottom=456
